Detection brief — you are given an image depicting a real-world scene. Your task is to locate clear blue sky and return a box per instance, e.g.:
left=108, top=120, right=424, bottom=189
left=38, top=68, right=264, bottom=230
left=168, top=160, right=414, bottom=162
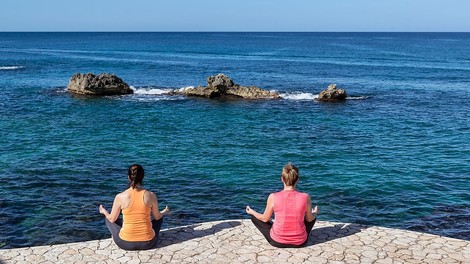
left=1, top=0, right=469, bottom=32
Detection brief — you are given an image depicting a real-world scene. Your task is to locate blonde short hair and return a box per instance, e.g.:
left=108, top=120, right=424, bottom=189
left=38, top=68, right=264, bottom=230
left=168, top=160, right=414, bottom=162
left=282, top=162, right=299, bottom=186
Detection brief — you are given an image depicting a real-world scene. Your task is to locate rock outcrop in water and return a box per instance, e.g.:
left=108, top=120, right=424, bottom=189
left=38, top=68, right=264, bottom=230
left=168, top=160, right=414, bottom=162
left=67, top=73, right=134, bottom=95
left=175, top=74, right=280, bottom=99
left=317, top=84, right=347, bottom=102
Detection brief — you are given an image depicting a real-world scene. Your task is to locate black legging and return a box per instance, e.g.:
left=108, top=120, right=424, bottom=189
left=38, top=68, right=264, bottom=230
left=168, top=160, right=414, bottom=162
left=250, top=215, right=316, bottom=248
left=105, top=217, right=163, bottom=250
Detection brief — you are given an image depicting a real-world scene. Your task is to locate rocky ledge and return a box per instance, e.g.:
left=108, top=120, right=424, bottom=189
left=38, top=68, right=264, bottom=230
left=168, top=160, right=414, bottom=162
left=65, top=73, right=352, bottom=102
left=67, top=73, right=134, bottom=96
left=172, top=74, right=280, bottom=99
left=1, top=219, right=468, bottom=264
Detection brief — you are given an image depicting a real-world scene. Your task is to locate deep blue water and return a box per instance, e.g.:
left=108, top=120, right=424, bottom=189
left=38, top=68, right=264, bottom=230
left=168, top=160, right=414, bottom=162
left=0, top=32, right=469, bottom=249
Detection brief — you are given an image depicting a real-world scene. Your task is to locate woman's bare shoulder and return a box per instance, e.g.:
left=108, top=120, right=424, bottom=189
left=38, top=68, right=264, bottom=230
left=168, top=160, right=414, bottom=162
left=116, top=189, right=130, bottom=199
left=142, top=189, right=156, bottom=208
left=144, top=190, right=157, bottom=197
left=304, top=192, right=313, bottom=202
left=143, top=189, right=157, bottom=199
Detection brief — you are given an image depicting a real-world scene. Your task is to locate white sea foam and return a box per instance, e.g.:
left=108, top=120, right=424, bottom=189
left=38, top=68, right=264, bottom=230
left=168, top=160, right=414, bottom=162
left=0, top=66, right=25, bottom=70
left=131, top=86, right=174, bottom=95
left=131, top=85, right=196, bottom=95
left=280, top=92, right=318, bottom=101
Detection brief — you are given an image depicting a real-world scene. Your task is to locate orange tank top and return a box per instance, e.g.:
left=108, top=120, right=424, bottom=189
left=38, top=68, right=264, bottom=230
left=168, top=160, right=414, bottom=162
left=119, top=189, right=155, bottom=242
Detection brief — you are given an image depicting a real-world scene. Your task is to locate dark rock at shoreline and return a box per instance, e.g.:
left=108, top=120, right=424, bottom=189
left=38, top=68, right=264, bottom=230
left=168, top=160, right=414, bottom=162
left=178, top=74, right=280, bottom=99
left=317, top=84, right=347, bottom=102
left=67, top=73, right=134, bottom=95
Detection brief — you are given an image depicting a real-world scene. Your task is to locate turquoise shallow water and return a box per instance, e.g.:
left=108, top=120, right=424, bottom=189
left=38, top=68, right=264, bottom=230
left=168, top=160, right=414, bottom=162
left=0, top=32, right=469, bottom=248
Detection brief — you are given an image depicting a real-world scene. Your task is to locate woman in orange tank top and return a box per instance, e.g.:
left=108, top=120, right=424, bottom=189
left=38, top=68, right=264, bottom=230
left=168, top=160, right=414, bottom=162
left=99, top=164, right=170, bottom=250
left=246, top=163, right=318, bottom=248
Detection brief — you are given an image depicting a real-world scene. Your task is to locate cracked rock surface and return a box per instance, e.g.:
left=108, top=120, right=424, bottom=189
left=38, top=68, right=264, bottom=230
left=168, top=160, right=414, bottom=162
left=1, top=219, right=469, bottom=264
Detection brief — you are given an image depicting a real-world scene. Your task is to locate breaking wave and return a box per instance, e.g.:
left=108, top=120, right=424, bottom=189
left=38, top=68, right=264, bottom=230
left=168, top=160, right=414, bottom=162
left=131, top=86, right=174, bottom=95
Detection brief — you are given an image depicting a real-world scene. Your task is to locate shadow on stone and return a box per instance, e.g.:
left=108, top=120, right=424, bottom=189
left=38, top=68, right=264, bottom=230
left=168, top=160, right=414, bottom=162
left=157, top=220, right=242, bottom=248
left=307, top=223, right=368, bottom=246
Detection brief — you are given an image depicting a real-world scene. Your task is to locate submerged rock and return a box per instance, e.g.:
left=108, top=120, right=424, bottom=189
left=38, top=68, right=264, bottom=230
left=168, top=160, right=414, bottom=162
left=317, top=84, right=347, bottom=102
left=178, top=74, right=280, bottom=99
left=67, top=73, right=133, bottom=95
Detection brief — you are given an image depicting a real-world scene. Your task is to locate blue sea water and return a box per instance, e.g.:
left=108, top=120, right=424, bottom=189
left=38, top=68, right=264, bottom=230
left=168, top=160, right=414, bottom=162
left=0, top=32, right=469, bottom=249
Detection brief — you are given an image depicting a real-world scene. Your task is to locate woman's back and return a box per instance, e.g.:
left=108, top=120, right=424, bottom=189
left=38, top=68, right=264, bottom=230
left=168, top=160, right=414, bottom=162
left=270, top=190, right=308, bottom=245
left=120, top=188, right=154, bottom=241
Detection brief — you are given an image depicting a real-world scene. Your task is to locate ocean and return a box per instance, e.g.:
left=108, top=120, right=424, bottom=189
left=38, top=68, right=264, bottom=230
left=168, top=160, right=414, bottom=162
left=0, top=32, right=469, bottom=249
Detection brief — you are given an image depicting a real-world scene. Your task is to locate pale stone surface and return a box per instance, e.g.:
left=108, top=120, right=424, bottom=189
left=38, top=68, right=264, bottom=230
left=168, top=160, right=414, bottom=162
left=1, top=219, right=469, bottom=264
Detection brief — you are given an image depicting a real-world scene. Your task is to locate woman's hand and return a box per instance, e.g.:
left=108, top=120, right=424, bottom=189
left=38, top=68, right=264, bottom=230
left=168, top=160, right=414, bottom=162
left=99, top=204, right=107, bottom=215
left=160, top=206, right=170, bottom=215
left=246, top=205, right=253, bottom=215
left=312, top=205, right=319, bottom=215
left=246, top=199, right=273, bottom=222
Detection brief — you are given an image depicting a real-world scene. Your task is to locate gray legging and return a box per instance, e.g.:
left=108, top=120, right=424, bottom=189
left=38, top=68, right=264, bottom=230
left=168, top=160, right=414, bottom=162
left=105, top=217, right=163, bottom=250
left=250, top=215, right=316, bottom=248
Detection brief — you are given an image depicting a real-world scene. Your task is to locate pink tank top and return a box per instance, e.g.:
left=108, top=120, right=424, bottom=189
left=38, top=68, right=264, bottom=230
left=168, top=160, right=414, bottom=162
left=270, top=190, right=308, bottom=245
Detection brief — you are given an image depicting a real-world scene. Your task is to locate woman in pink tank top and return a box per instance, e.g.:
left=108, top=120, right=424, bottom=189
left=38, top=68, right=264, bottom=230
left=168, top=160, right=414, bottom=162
left=246, top=163, right=318, bottom=248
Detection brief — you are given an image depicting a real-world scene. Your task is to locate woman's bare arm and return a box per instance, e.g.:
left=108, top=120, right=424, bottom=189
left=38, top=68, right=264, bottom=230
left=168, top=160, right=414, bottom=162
left=148, top=191, right=170, bottom=220
left=246, top=193, right=274, bottom=222
left=305, top=195, right=318, bottom=222
left=99, top=194, right=123, bottom=223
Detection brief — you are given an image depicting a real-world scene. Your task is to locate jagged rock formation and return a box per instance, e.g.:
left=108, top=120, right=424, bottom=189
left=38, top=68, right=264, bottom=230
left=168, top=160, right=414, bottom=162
left=317, top=84, right=347, bottom=102
left=67, top=73, right=133, bottom=95
left=176, top=74, right=280, bottom=99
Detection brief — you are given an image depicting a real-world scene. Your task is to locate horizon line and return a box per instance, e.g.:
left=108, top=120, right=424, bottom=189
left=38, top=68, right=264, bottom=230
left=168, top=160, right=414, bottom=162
left=1, top=30, right=470, bottom=33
